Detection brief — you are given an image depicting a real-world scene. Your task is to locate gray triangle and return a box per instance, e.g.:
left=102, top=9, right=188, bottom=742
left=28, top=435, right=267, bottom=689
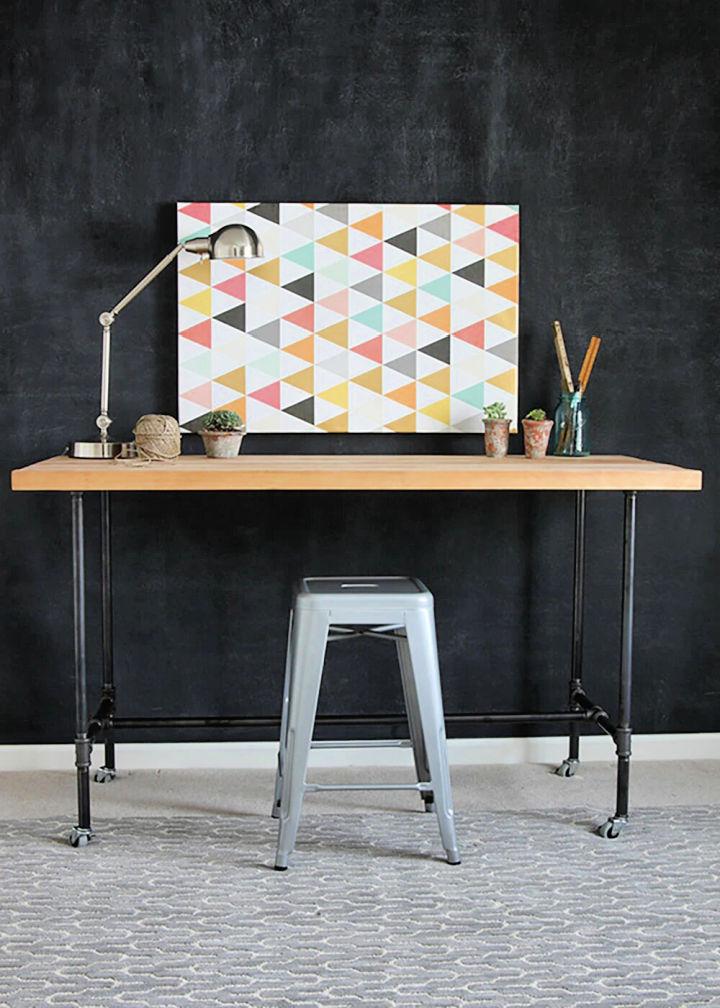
left=351, top=274, right=383, bottom=301
left=318, top=203, right=348, bottom=224
left=386, top=352, right=416, bottom=379
left=323, top=352, right=349, bottom=378
left=454, top=260, right=484, bottom=287
left=283, top=273, right=314, bottom=302
left=284, top=396, right=314, bottom=426
left=421, top=214, right=451, bottom=240
left=215, top=305, right=246, bottom=332
left=487, top=337, right=518, bottom=365
left=250, top=319, right=281, bottom=347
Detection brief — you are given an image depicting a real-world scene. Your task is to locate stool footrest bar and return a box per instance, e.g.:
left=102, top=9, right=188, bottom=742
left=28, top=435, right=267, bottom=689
left=304, top=782, right=430, bottom=792
left=310, top=739, right=412, bottom=749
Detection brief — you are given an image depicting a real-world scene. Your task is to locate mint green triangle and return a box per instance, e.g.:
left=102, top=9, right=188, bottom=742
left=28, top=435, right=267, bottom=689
left=284, top=243, right=315, bottom=270
left=352, top=305, right=383, bottom=332
left=453, top=382, right=485, bottom=409
left=421, top=275, right=452, bottom=303
left=319, top=260, right=348, bottom=286
left=253, top=351, right=281, bottom=378
left=183, top=352, right=213, bottom=378
left=180, top=225, right=211, bottom=241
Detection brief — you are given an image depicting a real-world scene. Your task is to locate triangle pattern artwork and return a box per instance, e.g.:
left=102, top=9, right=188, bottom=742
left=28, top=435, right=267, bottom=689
left=177, top=203, right=519, bottom=431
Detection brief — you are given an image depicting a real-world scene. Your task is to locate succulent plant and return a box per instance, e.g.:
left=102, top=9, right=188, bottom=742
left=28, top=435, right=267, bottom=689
left=201, top=409, right=243, bottom=432
left=483, top=401, right=508, bottom=420
left=524, top=408, right=547, bottom=421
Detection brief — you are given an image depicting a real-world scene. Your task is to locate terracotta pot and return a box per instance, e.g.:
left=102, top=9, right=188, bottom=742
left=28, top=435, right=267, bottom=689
left=483, top=418, right=511, bottom=458
left=521, top=418, right=554, bottom=459
left=200, top=430, right=244, bottom=458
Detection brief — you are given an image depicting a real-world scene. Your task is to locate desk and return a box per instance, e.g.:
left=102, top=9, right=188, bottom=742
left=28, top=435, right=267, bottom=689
left=11, top=454, right=702, bottom=846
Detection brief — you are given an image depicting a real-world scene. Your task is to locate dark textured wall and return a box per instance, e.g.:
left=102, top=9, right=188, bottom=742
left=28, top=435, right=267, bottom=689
left=2, top=1, right=718, bottom=744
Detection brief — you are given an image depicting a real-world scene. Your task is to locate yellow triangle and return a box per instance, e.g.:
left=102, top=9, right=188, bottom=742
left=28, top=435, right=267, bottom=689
left=248, top=257, right=280, bottom=285
left=317, top=319, right=348, bottom=348
left=318, top=381, right=348, bottom=409
left=180, top=259, right=211, bottom=285
left=232, top=203, right=247, bottom=209
left=420, top=367, right=450, bottom=394
left=180, top=288, right=212, bottom=317
left=387, top=413, right=416, bottom=433
left=285, top=367, right=314, bottom=394
left=488, top=368, right=517, bottom=395
left=385, top=290, right=416, bottom=317
left=487, top=306, right=517, bottom=333
left=353, top=367, right=383, bottom=394
left=216, top=367, right=245, bottom=394
left=455, top=204, right=485, bottom=225
left=420, top=244, right=451, bottom=271
left=386, top=258, right=417, bottom=287
left=318, top=412, right=349, bottom=433
left=420, top=397, right=450, bottom=425
left=487, top=245, right=518, bottom=273
left=318, top=228, right=348, bottom=256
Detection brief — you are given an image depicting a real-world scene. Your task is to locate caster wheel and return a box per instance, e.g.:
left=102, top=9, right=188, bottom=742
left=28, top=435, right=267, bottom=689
left=69, top=827, right=94, bottom=848
left=597, top=817, right=626, bottom=839
left=94, top=767, right=116, bottom=784
left=555, top=759, right=578, bottom=778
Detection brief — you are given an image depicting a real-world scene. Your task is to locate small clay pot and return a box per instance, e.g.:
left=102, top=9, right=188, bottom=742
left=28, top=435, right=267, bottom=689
left=200, top=430, right=244, bottom=458
left=522, top=419, right=554, bottom=459
left=484, top=418, right=511, bottom=458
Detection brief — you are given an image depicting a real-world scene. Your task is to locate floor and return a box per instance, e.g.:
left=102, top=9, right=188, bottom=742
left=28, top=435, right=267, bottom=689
left=3, top=760, right=720, bottom=819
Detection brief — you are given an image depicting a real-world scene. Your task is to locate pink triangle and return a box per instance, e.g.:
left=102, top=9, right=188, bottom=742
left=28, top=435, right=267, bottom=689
left=351, top=242, right=383, bottom=271
left=283, top=304, right=314, bottom=331
left=318, top=289, right=349, bottom=315
left=353, top=335, right=383, bottom=363
left=182, top=382, right=212, bottom=408
left=181, top=319, right=212, bottom=348
left=454, top=321, right=484, bottom=348
left=456, top=229, right=484, bottom=256
left=488, top=214, right=519, bottom=243
left=214, top=273, right=246, bottom=300
left=437, top=203, right=451, bottom=209
left=180, top=202, right=211, bottom=224
left=385, top=320, right=416, bottom=348
left=249, top=381, right=281, bottom=409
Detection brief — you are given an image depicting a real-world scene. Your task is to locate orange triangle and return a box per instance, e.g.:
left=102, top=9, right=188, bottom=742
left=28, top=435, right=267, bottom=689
left=353, top=367, right=383, bottom=394
left=420, top=367, right=450, bottom=394
left=215, top=367, right=245, bottom=394
left=285, top=335, right=314, bottom=363
left=180, top=258, right=211, bottom=285
left=487, top=306, right=517, bottom=333
left=387, top=413, right=416, bottom=433
left=387, top=383, right=416, bottom=410
left=249, top=258, right=280, bottom=285
left=488, top=275, right=519, bottom=304
left=420, top=397, right=450, bottom=425
left=420, top=244, right=451, bottom=271
left=317, top=319, right=348, bottom=348
left=385, top=290, right=416, bottom=317
left=218, top=395, right=245, bottom=417
left=352, top=212, right=383, bottom=240
left=318, top=228, right=348, bottom=255
left=285, top=367, right=314, bottom=394
left=318, top=412, right=348, bottom=432
left=454, top=205, right=484, bottom=225
left=488, top=368, right=516, bottom=395
left=420, top=305, right=451, bottom=332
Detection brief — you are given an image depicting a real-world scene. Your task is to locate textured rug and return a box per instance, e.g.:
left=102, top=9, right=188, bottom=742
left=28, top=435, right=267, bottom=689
left=1, top=809, right=719, bottom=1007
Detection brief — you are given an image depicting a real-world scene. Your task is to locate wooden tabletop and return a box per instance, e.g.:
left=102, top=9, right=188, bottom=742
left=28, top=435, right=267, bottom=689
left=10, top=454, right=702, bottom=492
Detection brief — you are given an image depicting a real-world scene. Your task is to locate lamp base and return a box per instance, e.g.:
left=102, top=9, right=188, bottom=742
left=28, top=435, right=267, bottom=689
left=68, top=440, right=133, bottom=459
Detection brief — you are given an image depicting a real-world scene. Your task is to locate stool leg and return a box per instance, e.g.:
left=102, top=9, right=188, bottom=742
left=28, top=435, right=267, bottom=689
left=274, top=609, right=329, bottom=870
left=396, top=635, right=434, bottom=812
left=272, top=609, right=295, bottom=818
left=405, top=609, right=460, bottom=865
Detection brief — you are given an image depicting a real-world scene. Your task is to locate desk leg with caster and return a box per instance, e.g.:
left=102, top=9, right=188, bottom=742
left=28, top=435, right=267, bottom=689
left=94, top=490, right=116, bottom=784
left=70, top=491, right=94, bottom=848
left=556, top=489, right=586, bottom=779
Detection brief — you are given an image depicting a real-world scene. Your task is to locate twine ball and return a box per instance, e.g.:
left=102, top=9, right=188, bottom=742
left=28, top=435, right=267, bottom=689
left=132, top=414, right=181, bottom=461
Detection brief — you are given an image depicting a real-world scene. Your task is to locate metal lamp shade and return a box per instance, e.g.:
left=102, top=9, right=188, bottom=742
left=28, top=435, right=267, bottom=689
left=209, top=224, right=263, bottom=259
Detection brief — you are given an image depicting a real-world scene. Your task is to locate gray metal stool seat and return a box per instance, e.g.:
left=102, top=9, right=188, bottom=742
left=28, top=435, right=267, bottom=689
left=272, top=576, right=460, bottom=870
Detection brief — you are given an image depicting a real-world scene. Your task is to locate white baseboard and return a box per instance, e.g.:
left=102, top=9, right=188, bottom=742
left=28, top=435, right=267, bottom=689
left=0, top=734, right=719, bottom=771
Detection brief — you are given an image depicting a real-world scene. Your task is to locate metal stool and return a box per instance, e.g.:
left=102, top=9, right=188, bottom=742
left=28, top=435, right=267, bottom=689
left=272, top=577, right=460, bottom=870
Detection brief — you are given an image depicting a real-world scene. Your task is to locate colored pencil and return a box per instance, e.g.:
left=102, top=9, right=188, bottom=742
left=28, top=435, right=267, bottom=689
left=578, top=336, right=601, bottom=392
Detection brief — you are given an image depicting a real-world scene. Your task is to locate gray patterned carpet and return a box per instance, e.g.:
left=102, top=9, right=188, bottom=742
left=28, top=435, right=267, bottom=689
left=1, top=808, right=719, bottom=1007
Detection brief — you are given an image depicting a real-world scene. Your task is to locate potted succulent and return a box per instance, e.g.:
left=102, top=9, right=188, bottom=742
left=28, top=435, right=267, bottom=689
left=199, top=409, right=245, bottom=458
left=483, top=401, right=511, bottom=458
left=521, top=408, right=554, bottom=459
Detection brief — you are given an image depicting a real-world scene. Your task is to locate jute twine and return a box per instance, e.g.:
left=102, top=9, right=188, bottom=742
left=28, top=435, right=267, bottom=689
left=117, top=414, right=181, bottom=465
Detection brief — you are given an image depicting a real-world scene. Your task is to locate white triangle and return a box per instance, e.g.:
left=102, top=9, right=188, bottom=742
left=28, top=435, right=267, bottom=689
left=285, top=212, right=315, bottom=240
left=348, top=203, right=381, bottom=225
left=348, top=228, right=377, bottom=256
left=178, top=274, right=207, bottom=301
left=315, top=305, right=345, bottom=332
left=450, top=214, right=478, bottom=240
left=212, top=287, right=242, bottom=317
left=348, top=319, right=378, bottom=349
left=279, top=257, right=309, bottom=286
left=382, top=243, right=413, bottom=270
left=383, top=274, right=414, bottom=301
left=315, top=337, right=344, bottom=366
left=485, top=321, right=516, bottom=349
left=417, top=320, right=444, bottom=350
left=211, top=319, right=245, bottom=354
left=314, top=271, right=345, bottom=300
left=280, top=382, right=309, bottom=410
left=483, top=258, right=515, bottom=287
left=314, top=397, right=345, bottom=423
left=279, top=286, right=311, bottom=317
left=417, top=260, right=447, bottom=287
left=211, top=259, right=245, bottom=284
left=349, top=352, right=376, bottom=379
left=381, top=368, right=409, bottom=394
left=483, top=227, right=516, bottom=255
left=382, top=397, right=409, bottom=425
left=415, top=352, right=445, bottom=379
left=383, top=337, right=411, bottom=364
left=313, top=213, right=345, bottom=240
left=450, top=244, right=482, bottom=272
left=212, top=381, right=241, bottom=410
left=347, top=258, right=377, bottom=287
left=416, top=383, right=444, bottom=409
left=484, top=204, right=517, bottom=226
left=179, top=336, right=208, bottom=363
left=280, top=203, right=311, bottom=223
left=383, top=305, right=414, bottom=332
left=348, top=288, right=377, bottom=317
left=416, top=288, right=447, bottom=318
left=178, top=305, right=208, bottom=331
left=245, top=366, right=276, bottom=394
left=417, top=204, right=447, bottom=225
left=211, top=343, right=247, bottom=375
left=280, top=319, right=309, bottom=348
left=245, top=275, right=280, bottom=329
left=416, top=412, right=448, bottom=433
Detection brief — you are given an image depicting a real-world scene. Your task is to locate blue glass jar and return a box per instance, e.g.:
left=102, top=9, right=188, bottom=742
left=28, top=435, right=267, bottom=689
left=552, top=391, right=590, bottom=456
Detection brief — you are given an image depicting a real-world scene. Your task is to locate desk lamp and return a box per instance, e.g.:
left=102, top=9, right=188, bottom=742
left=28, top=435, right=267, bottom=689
left=69, top=224, right=264, bottom=458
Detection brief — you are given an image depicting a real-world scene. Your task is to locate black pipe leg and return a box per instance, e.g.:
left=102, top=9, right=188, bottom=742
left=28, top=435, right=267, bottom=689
left=598, top=490, right=636, bottom=839
left=556, top=490, right=586, bottom=778
left=95, top=490, right=116, bottom=784
left=70, top=491, right=94, bottom=848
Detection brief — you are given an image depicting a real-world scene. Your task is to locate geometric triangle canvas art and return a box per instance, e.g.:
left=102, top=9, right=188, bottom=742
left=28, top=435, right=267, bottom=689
left=177, top=203, right=519, bottom=432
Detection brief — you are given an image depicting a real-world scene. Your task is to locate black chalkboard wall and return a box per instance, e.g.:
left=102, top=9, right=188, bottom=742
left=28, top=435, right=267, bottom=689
left=2, top=1, right=717, bottom=745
